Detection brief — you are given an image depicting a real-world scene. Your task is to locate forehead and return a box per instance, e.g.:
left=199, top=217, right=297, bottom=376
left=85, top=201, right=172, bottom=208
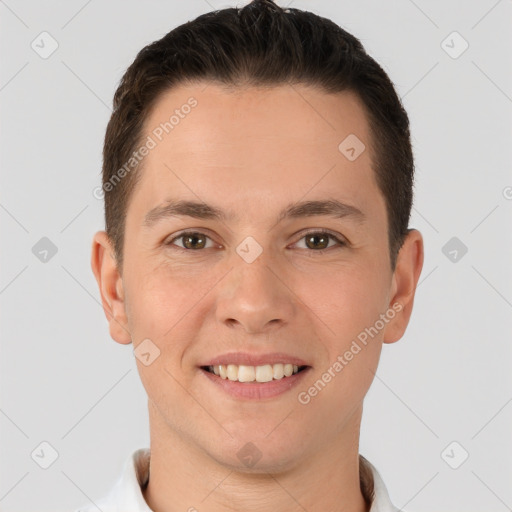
left=131, top=82, right=383, bottom=223
left=143, top=82, right=371, bottom=159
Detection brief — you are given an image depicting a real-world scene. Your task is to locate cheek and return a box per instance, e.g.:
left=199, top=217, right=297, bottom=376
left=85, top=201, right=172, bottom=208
left=123, top=259, right=222, bottom=374
left=304, top=261, right=389, bottom=341
left=123, top=260, right=185, bottom=344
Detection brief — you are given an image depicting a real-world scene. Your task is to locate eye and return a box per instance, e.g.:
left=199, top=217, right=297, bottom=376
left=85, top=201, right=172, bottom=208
left=166, top=231, right=216, bottom=250
left=165, top=229, right=346, bottom=253
left=293, top=230, right=346, bottom=252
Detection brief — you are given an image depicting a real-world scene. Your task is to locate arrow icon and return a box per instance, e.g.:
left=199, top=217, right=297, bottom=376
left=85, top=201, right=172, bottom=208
left=38, top=249, right=48, bottom=260
left=444, top=449, right=455, bottom=458
left=338, top=134, right=365, bottom=161
left=236, top=237, right=263, bottom=263
left=35, top=39, right=45, bottom=48
left=445, top=39, right=455, bottom=48
left=31, top=441, right=59, bottom=468
left=448, top=249, right=458, bottom=259
left=134, top=339, right=160, bottom=365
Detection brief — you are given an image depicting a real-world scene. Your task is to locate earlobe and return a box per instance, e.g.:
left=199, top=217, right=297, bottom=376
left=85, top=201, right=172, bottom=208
left=383, top=229, right=424, bottom=344
left=90, top=231, right=132, bottom=345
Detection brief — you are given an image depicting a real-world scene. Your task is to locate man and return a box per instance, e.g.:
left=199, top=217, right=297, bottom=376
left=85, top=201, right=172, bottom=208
left=84, top=0, right=424, bottom=510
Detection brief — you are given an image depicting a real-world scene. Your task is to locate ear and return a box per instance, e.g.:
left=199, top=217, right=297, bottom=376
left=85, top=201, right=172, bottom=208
left=90, top=231, right=132, bottom=344
left=383, top=229, right=424, bottom=344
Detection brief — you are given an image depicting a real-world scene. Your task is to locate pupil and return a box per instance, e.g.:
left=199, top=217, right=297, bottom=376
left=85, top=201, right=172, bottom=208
left=184, top=233, right=205, bottom=250
left=306, top=234, right=328, bottom=250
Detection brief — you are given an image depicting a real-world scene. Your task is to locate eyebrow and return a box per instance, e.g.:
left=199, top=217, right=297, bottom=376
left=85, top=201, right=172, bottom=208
left=143, top=198, right=366, bottom=228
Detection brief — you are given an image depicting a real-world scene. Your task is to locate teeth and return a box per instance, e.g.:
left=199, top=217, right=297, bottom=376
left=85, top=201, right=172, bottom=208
left=273, top=363, right=284, bottom=380
left=227, top=364, right=238, bottom=381
left=238, top=365, right=256, bottom=382
left=255, top=364, right=273, bottom=383
left=208, top=363, right=302, bottom=382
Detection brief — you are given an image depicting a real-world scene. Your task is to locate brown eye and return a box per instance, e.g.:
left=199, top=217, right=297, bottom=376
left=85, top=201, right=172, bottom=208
left=167, top=231, right=213, bottom=250
left=305, top=233, right=330, bottom=250
left=182, top=233, right=206, bottom=249
left=295, top=230, right=345, bottom=252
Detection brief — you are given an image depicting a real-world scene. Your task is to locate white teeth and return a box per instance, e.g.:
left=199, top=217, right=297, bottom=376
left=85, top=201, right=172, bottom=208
left=208, top=363, right=303, bottom=382
left=255, top=364, right=273, bottom=383
left=238, top=365, right=256, bottom=382
left=273, top=363, right=284, bottom=380
left=227, top=364, right=238, bottom=381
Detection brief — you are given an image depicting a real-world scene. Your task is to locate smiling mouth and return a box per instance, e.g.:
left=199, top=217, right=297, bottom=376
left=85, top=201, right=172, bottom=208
left=201, top=363, right=309, bottom=383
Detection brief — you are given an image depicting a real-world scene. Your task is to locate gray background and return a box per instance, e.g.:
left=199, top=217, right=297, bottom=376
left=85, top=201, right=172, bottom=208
left=1, top=0, right=511, bottom=511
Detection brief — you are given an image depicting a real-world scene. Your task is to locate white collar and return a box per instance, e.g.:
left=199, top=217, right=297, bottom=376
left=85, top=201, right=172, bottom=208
left=75, top=448, right=399, bottom=512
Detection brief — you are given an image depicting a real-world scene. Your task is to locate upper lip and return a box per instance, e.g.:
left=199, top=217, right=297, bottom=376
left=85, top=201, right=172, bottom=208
left=201, top=352, right=310, bottom=367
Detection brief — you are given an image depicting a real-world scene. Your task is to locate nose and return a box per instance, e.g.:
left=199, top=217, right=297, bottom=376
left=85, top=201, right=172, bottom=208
left=215, top=255, right=296, bottom=335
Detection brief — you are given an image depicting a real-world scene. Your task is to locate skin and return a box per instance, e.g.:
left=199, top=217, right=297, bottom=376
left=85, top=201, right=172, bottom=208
left=91, top=82, right=423, bottom=512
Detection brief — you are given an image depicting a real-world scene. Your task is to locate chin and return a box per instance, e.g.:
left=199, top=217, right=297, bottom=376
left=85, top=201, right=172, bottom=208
left=206, top=430, right=307, bottom=474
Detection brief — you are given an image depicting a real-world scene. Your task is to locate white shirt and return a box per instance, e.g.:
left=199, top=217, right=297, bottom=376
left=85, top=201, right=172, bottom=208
left=75, top=448, right=400, bottom=512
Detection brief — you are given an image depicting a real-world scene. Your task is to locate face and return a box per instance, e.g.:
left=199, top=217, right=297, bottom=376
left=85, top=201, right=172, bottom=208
left=92, top=82, right=423, bottom=472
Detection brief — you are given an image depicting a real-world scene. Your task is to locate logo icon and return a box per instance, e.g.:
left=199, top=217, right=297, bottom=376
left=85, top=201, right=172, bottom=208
left=441, top=31, right=469, bottom=59
left=31, top=32, right=59, bottom=59
left=338, top=134, right=366, bottom=162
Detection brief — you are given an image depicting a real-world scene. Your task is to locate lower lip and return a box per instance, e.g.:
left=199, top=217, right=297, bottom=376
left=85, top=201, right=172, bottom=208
left=199, top=367, right=311, bottom=400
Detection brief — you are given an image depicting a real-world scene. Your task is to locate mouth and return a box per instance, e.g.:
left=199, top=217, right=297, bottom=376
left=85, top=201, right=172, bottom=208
left=199, top=361, right=311, bottom=400
left=200, top=363, right=309, bottom=383
left=198, top=352, right=312, bottom=399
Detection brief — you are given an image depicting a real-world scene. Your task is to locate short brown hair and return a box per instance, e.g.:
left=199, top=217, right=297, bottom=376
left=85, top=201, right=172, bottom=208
left=101, top=0, right=414, bottom=273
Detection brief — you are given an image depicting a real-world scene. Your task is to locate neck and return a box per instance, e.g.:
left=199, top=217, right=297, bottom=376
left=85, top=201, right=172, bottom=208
left=142, top=401, right=370, bottom=512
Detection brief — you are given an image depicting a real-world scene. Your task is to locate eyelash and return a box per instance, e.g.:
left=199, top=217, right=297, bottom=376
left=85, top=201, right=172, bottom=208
left=165, top=229, right=346, bottom=254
